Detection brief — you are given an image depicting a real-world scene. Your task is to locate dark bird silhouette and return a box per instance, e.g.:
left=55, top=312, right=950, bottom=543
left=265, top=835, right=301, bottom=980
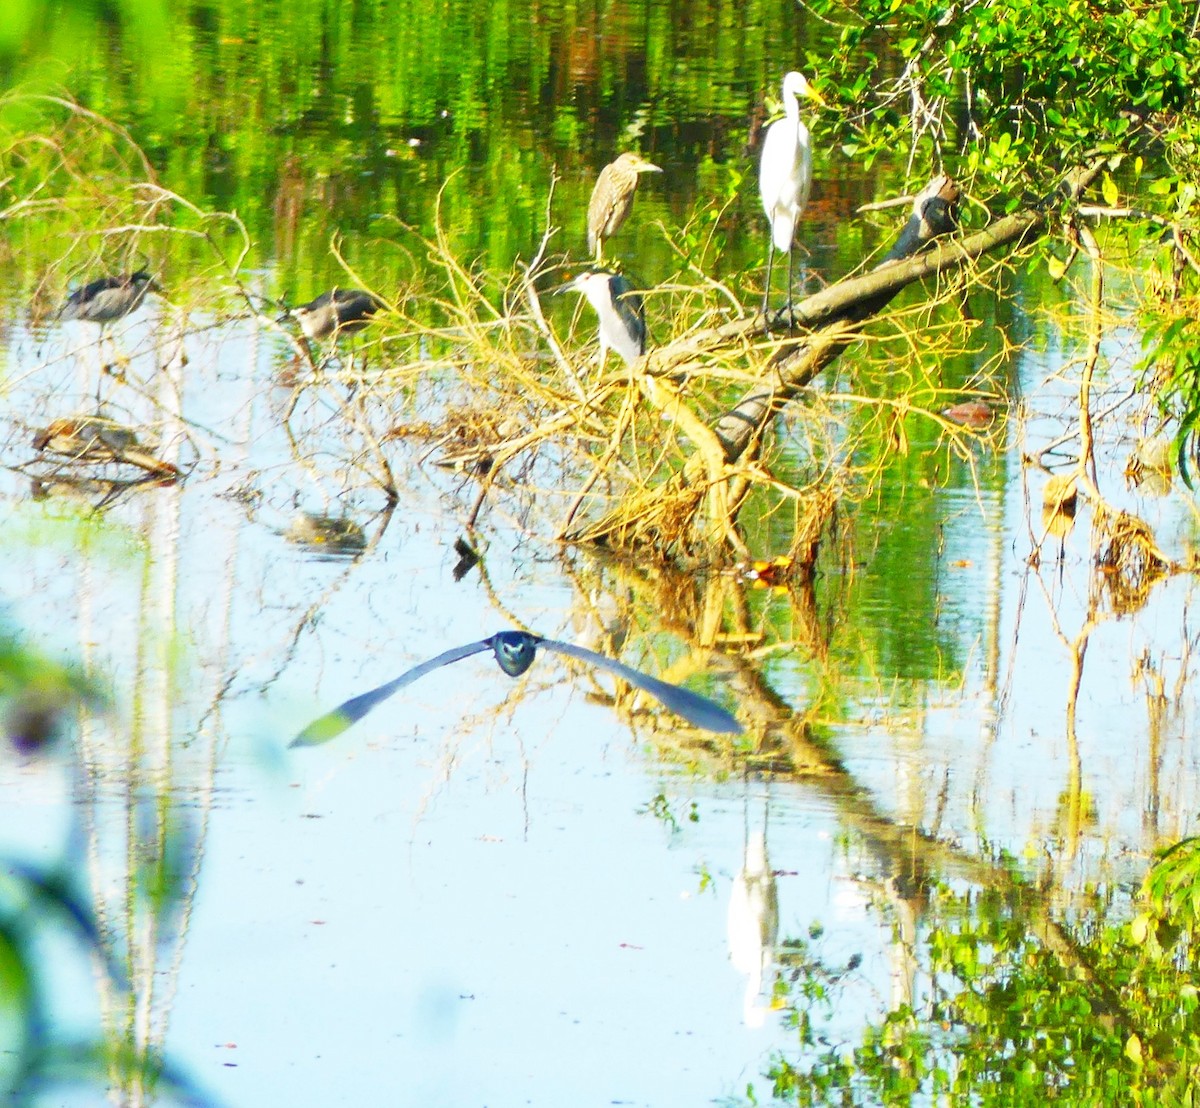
left=291, top=629, right=741, bottom=746
left=59, top=271, right=158, bottom=325
left=291, top=288, right=384, bottom=342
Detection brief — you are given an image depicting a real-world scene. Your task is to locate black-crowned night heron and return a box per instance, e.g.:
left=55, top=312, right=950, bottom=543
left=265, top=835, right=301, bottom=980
left=291, top=288, right=384, bottom=342
left=291, top=629, right=741, bottom=746
left=58, top=270, right=159, bottom=326
left=759, top=72, right=824, bottom=325
left=587, top=152, right=661, bottom=263
left=569, top=270, right=646, bottom=369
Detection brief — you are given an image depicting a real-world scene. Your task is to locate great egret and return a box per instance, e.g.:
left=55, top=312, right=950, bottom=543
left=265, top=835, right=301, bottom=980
left=568, top=270, right=646, bottom=368
left=291, top=629, right=741, bottom=745
left=587, top=152, right=662, bottom=263
left=759, top=71, right=824, bottom=326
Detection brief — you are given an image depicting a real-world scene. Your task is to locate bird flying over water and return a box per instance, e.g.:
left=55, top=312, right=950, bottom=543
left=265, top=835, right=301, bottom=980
left=291, top=629, right=741, bottom=746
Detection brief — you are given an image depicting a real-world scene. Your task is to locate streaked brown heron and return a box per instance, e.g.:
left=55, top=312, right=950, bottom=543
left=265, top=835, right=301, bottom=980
left=291, top=629, right=742, bottom=746
left=758, top=72, right=824, bottom=326
left=587, top=152, right=661, bottom=263
left=569, top=270, right=646, bottom=369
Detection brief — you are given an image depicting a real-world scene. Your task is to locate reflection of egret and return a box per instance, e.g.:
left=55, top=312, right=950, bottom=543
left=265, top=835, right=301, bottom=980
left=727, top=829, right=778, bottom=1027
left=291, top=629, right=741, bottom=746
left=587, top=152, right=662, bottom=263
left=568, top=270, right=646, bottom=369
left=758, top=72, right=824, bottom=326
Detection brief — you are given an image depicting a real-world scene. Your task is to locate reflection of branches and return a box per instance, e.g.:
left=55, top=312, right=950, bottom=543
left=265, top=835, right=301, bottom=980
left=254, top=501, right=398, bottom=695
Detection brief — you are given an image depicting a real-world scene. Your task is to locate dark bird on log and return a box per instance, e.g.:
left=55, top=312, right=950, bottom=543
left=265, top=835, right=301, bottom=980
left=568, top=270, right=646, bottom=369
left=291, top=629, right=741, bottom=746
left=290, top=288, right=384, bottom=342
left=758, top=72, right=824, bottom=326
left=587, top=152, right=661, bottom=263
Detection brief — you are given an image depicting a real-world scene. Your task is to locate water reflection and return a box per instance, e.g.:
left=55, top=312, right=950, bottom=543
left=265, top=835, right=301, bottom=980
left=727, top=802, right=778, bottom=1028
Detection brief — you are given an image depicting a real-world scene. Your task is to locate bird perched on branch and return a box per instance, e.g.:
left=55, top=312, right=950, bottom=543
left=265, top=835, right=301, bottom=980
left=291, top=628, right=741, bottom=746
left=587, top=152, right=661, bottom=263
left=568, top=270, right=646, bottom=369
left=758, top=71, right=824, bottom=326
left=58, top=270, right=159, bottom=327
left=290, top=288, right=384, bottom=342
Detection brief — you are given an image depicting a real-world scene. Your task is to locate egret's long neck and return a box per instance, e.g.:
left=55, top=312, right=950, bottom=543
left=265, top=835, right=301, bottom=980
left=784, top=89, right=801, bottom=122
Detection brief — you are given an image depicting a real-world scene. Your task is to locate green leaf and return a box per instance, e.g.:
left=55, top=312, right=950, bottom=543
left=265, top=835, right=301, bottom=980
left=1101, top=172, right=1119, bottom=207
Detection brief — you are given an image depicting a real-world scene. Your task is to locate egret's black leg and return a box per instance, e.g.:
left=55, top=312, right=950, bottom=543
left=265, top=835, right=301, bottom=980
left=785, top=245, right=796, bottom=329
left=761, top=241, right=775, bottom=328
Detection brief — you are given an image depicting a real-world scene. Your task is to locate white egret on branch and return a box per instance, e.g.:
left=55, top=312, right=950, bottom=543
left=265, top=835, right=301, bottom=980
left=758, top=71, right=824, bottom=326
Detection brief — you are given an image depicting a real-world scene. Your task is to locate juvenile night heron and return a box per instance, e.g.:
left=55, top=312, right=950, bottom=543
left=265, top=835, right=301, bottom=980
left=32, top=415, right=180, bottom=478
left=569, top=270, right=646, bottom=369
left=587, top=152, right=661, bottom=263
left=291, top=288, right=384, bottom=342
left=291, top=628, right=741, bottom=746
left=758, top=71, right=824, bottom=326
left=58, top=270, right=159, bottom=326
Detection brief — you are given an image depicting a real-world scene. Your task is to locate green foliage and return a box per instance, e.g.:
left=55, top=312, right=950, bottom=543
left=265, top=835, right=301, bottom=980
left=822, top=0, right=1200, bottom=191
left=762, top=877, right=1200, bottom=1105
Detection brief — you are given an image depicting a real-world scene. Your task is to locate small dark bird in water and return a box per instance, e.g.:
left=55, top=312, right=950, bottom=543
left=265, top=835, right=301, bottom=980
left=291, top=629, right=741, bottom=746
left=59, top=271, right=159, bottom=326
left=587, top=152, right=662, bottom=263
left=291, top=288, right=384, bottom=342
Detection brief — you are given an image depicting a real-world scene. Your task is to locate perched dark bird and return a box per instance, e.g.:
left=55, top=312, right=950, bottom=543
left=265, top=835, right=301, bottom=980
left=291, top=288, right=384, bottom=342
left=291, top=629, right=741, bottom=746
left=59, top=271, right=158, bottom=326
left=758, top=72, right=824, bottom=326
left=587, top=152, right=661, bottom=263
left=569, top=270, right=646, bottom=368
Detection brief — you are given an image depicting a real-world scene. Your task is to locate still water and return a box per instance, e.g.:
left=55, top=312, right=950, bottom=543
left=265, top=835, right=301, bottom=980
left=1, top=5, right=1198, bottom=1106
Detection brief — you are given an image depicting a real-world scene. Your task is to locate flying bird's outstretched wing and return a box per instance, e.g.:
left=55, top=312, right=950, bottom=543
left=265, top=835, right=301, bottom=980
left=290, top=639, right=493, bottom=747
left=540, top=638, right=742, bottom=734
left=291, top=630, right=742, bottom=746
